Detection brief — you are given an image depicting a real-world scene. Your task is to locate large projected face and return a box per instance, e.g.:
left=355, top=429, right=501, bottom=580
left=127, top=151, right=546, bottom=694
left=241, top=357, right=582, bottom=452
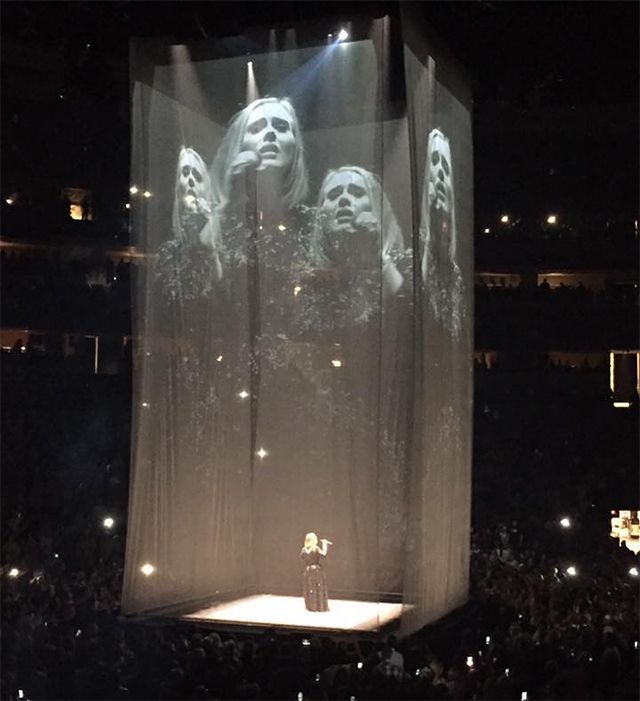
left=320, top=169, right=373, bottom=233
left=428, top=129, right=453, bottom=215
left=241, top=102, right=296, bottom=172
left=177, top=147, right=210, bottom=213
left=314, top=166, right=404, bottom=275
left=214, top=97, right=309, bottom=211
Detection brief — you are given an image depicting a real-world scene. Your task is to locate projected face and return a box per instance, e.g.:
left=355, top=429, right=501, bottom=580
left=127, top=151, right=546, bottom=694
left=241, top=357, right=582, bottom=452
left=241, top=102, right=295, bottom=172
left=177, top=149, right=209, bottom=212
left=321, top=170, right=372, bottom=233
left=428, top=131, right=453, bottom=214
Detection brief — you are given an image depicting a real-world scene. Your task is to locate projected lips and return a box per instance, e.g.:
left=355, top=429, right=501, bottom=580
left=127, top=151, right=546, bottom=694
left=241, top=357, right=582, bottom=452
left=335, top=207, right=353, bottom=223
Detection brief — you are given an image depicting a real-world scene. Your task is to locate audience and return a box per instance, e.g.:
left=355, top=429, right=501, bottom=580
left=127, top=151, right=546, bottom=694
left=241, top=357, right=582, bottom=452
left=1, top=357, right=637, bottom=699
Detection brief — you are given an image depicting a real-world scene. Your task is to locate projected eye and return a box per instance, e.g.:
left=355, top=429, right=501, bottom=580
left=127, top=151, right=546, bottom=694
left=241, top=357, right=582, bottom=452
left=192, top=169, right=203, bottom=183
left=326, top=186, right=343, bottom=201
left=247, top=117, right=268, bottom=135
left=182, top=166, right=191, bottom=177
left=272, top=118, right=290, bottom=133
left=431, top=151, right=440, bottom=166
left=441, top=157, right=450, bottom=176
left=347, top=184, right=366, bottom=198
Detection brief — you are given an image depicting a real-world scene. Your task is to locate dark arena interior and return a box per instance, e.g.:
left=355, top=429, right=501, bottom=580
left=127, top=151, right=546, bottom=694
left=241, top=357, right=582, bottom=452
left=1, top=2, right=638, bottom=700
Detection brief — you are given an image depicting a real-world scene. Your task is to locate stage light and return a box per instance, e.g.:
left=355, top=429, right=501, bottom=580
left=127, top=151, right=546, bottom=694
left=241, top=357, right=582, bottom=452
left=566, top=565, right=577, bottom=577
left=142, top=190, right=153, bottom=198
left=338, top=28, right=349, bottom=42
left=466, top=656, right=474, bottom=668
left=8, top=568, right=19, bottom=578
left=499, top=214, right=510, bottom=224
left=129, top=185, right=139, bottom=195
left=216, top=354, right=223, bottom=362
left=140, top=563, right=156, bottom=576
left=546, top=214, right=558, bottom=225
left=613, top=401, right=631, bottom=408
left=629, top=567, right=639, bottom=577
left=277, top=223, right=287, bottom=232
left=560, top=517, right=571, bottom=528
left=331, top=359, right=342, bottom=368
left=256, top=447, right=268, bottom=459
left=293, top=285, right=302, bottom=296
left=483, top=227, right=490, bottom=234
left=103, top=517, right=115, bottom=530
left=238, top=390, right=249, bottom=400
left=5, top=197, right=14, bottom=205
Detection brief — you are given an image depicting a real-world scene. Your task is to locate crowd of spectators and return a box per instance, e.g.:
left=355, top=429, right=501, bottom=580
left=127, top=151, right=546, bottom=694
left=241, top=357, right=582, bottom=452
left=1, top=250, right=135, bottom=334
left=475, top=280, right=638, bottom=350
left=3, top=243, right=638, bottom=351
left=1, top=357, right=637, bottom=700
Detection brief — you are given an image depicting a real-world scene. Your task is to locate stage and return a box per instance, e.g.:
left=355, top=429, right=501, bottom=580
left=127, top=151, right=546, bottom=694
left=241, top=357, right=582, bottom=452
left=181, top=594, right=406, bottom=632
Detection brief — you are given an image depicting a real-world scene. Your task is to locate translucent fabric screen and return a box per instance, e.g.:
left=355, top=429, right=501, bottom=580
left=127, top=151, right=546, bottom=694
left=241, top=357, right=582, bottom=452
left=123, top=15, right=472, bottom=634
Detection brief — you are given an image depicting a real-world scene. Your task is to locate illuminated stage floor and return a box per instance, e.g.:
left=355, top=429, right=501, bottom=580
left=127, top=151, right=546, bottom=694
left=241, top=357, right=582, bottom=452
left=182, top=594, right=405, bottom=632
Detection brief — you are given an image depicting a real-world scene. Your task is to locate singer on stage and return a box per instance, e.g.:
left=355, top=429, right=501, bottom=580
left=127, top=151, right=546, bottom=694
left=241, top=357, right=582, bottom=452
left=300, top=532, right=332, bottom=612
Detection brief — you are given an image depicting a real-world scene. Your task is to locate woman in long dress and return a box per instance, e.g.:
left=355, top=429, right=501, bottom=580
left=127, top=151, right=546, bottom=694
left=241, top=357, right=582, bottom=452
left=300, top=532, right=331, bottom=612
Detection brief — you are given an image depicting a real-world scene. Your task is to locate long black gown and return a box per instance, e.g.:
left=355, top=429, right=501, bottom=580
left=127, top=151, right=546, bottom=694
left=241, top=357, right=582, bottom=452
left=300, top=546, right=329, bottom=612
